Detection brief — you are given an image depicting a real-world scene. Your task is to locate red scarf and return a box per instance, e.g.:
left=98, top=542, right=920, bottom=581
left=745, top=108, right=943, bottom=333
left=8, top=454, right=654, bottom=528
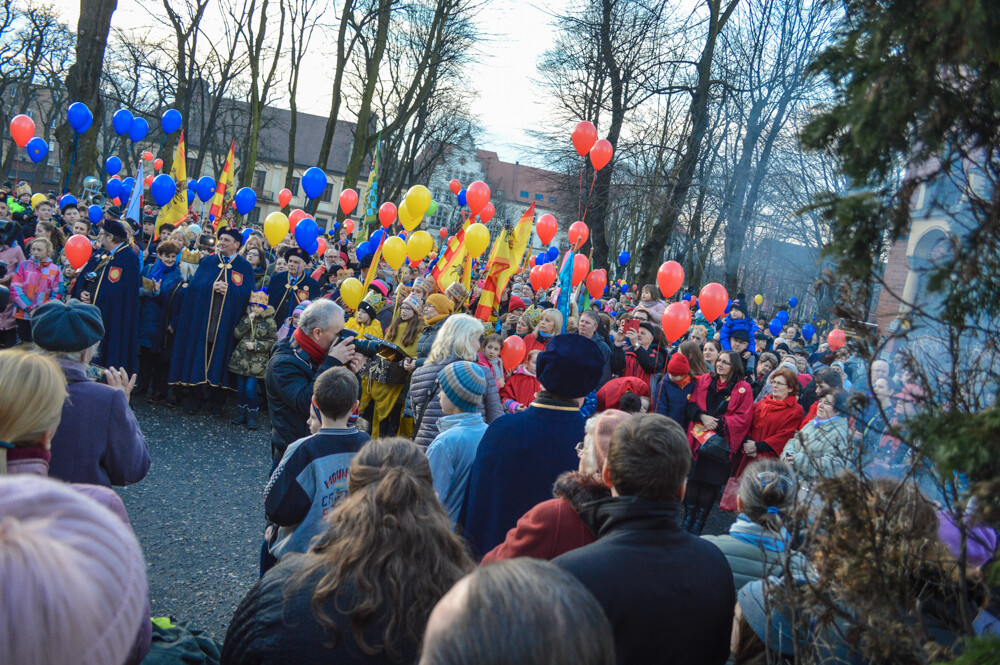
left=293, top=327, right=326, bottom=365
left=673, top=375, right=692, bottom=389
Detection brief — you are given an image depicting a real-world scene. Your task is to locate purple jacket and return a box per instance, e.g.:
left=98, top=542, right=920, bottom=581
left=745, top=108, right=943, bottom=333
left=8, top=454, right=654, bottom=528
left=48, top=357, right=151, bottom=487
left=0, top=243, right=25, bottom=329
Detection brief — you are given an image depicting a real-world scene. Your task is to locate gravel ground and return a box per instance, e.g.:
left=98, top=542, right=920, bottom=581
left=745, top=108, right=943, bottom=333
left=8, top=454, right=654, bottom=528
left=117, top=399, right=735, bottom=640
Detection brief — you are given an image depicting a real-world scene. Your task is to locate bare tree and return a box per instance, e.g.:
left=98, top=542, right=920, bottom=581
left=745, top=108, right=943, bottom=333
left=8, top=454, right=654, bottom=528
left=283, top=0, right=324, bottom=208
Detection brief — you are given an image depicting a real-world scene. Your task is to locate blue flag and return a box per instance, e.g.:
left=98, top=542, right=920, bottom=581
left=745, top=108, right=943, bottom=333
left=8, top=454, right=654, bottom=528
left=555, top=249, right=574, bottom=333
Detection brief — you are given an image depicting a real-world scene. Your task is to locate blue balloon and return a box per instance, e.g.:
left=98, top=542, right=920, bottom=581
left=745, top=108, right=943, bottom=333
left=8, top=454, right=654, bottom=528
left=59, top=195, right=78, bottom=210
left=128, top=117, right=149, bottom=142
left=241, top=228, right=253, bottom=243
left=682, top=293, right=691, bottom=302
left=67, top=102, right=93, bottom=133
left=105, top=156, right=122, bottom=176
left=788, top=296, right=798, bottom=308
left=545, top=245, right=559, bottom=262
left=197, top=176, right=215, bottom=203
left=122, top=176, right=135, bottom=191
left=294, top=217, right=320, bottom=252
left=301, top=167, right=327, bottom=200
left=186, top=189, right=195, bottom=204
left=106, top=179, right=122, bottom=199
left=150, top=174, right=176, bottom=206
left=370, top=229, right=386, bottom=246
left=333, top=222, right=340, bottom=231
left=88, top=204, right=103, bottom=224
left=356, top=240, right=373, bottom=259
left=305, top=240, right=319, bottom=255
left=620, top=284, right=628, bottom=294
left=535, top=252, right=545, bottom=265
left=812, top=316, right=817, bottom=322
left=776, top=309, right=789, bottom=324
left=25, top=137, right=47, bottom=163
left=617, top=250, right=630, bottom=266
left=457, top=189, right=467, bottom=206
left=161, top=108, right=182, bottom=134
left=769, top=318, right=783, bottom=336
left=187, top=179, right=198, bottom=191
left=112, top=109, right=133, bottom=136
left=234, top=187, right=257, bottom=215
left=802, top=324, right=815, bottom=341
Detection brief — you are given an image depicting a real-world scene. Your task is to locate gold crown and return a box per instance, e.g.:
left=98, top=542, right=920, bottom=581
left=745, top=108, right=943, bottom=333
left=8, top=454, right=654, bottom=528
left=362, top=291, right=385, bottom=314
left=250, top=290, right=268, bottom=307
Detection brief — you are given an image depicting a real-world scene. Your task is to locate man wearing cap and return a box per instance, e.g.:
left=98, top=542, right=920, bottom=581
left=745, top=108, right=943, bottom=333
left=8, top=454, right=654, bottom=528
left=267, top=247, right=319, bottom=322
left=30, top=299, right=150, bottom=487
left=459, top=334, right=604, bottom=557
left=71, top=218, right=141, bottom=375
left=730, top=328, right=756, bottom=376
left=169, top=228, right=255, bottom=412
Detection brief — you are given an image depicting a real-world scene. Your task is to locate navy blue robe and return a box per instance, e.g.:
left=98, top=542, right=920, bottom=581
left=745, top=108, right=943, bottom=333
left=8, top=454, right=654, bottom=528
left=266, top=270, right=319, bottom=322
left=168, top=253, right=254, bottom=388
left=71, top=243, right=141, bottom=375
left=459, top=402, right=585, bottom=557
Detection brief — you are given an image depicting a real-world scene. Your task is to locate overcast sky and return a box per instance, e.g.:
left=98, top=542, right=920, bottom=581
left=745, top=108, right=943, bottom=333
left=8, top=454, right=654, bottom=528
left=48, top=0, right=566, bottom=165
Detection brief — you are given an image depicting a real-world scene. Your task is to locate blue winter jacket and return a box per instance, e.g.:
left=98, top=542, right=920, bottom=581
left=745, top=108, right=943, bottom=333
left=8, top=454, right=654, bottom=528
left=720, top=314, right=758, bottom=351
left=655, top=378, right=694, bottom=428
left=137, top=262, right=182, bottom=349
left=426, top=412, right=489, bottom=525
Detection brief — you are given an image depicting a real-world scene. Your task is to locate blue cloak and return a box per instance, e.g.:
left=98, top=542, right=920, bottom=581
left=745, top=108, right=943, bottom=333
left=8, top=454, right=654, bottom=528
left=71, top=243, right=141, bottom=374
left=138, top=261, right=183, bottom=351
left=459, top=403, right=585, bottom=557
left=266, top=270, right=320, bottom=322
left=168, top=253, right=254, bottom=388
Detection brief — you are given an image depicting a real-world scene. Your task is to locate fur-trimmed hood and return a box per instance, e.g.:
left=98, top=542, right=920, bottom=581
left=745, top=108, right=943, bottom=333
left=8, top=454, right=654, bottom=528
left=552, top=471, right=612, bottom=511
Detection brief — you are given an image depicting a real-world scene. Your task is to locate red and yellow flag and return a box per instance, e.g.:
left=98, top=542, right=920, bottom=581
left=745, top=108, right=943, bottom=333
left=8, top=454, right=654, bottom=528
left=209, top=139, right=236, bottom=228
left=154, top=131, right=187, bottom=239
left=431, top=215, right=473, bottom=292
left=474, top=203, right=535, bottom=321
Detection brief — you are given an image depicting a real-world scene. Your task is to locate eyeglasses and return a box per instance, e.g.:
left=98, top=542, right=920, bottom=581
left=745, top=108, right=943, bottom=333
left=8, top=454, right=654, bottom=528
left=575, top=441, right=586, bottom=457
left=716, top=359, right=731, bottom=366
left=772, top=380, right=788, bottom=388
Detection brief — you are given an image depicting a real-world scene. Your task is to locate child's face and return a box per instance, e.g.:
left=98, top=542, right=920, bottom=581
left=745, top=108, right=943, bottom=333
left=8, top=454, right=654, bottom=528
left=159, top=251, right=178, bottom=267
left=485, top=341, right=500, bottom=360
left=526, top=353, right=538, bottom=374
left=143, top=222, right=154, bottom=236
left=356, top=308, right=370, bottom=323
left=291, top=311, right=301, bottom=326
left=35, top=204, right=52, bottom=221
left=29, top=242, right=48, bottom=260
left=641, top=288, right=652, bottom=302
left=730, top=309, right=744, bottom=320
left=62, top=207, right=80, bottom=224
left=668, top=373, right=687, bottom=383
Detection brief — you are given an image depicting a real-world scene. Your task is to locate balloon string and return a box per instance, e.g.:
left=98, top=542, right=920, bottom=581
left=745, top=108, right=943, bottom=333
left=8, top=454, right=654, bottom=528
left=577, top=160, right=584, bottom=220
left=157, top=135, right=166, bottom=158
left=64, top=135, right=79, bottom=194
left=581, top=171, right=597, bottom=222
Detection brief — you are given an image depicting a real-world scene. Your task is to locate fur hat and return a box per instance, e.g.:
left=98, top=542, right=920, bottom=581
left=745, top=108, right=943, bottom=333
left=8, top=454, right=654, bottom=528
left=536, top=334, right=604, bottom=399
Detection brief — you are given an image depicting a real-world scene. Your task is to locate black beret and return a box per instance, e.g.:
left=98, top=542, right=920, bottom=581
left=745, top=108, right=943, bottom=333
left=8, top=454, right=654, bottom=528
left=218, top=227, right=243, bottom=246
left=31, top=299, right=105, bottom=352
left=102, top=219, right=128, bottom=239
left=104, top=205, right=122, bottom=220
left=535, top=334, right=604, bottom=399
left=731, top=329, right=750, bottom=342
left=282, top=246, right=311, bottom=263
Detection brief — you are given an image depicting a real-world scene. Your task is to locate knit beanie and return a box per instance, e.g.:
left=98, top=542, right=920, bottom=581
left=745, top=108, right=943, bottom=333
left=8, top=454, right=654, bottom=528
left=426, top=293, right=455, bottom=317
left=0, top=475, right=147, bottom=665
left=667, top=352, right=690, bottom=376
left=437, top=361, right=487, bottom=413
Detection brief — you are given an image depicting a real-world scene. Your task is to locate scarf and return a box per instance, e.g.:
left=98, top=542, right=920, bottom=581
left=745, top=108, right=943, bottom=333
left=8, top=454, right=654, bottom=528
left=148, top=257, right=179, bottom=283
left=729, top=513, right=789, bottom=552
left=425, top=312, right=449, bottom=327
left=673, top=375, right=692, bottom=389
left=293, top=327, right=327, bottom=365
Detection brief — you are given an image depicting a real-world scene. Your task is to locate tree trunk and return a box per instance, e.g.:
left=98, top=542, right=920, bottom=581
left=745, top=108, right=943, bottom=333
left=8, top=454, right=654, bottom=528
left=315, top=0, right=355, bottom=205
left=55, top=0, right=118, bottom=195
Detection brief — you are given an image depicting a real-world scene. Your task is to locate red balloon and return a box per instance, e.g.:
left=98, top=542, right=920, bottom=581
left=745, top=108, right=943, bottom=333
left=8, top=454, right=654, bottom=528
left=500, top=334, right=527, bottom=371
left=449, top=179, right=461, bottom=195
left=64, top=234, right=93, bottom=270
left=113, top=197, right=120, bottom=205
left=572, top=254, right=589, bottom=286
left=571, top=121, right=598, bottom=157
left=466, top=180, right=490, bottom=215
left=343, top=218, right=354, bottom=235
left=586, top=269, right=607, bottom=299
left=539, top=262, right=558, bottom=290
left=689, top=298, right=697, bottom=309
left=536, top=213, right=557, bottom=245
left=439, top=226, right=448, bottom=239
left=529, top=256, right=536, bottom=268
left=447, top=235, right=455, bottom=245
left=9, top=114, right=35, bottom=148
left=568, top=221, right=589, bottom=249
left=378, top=202, right=397, bottom=228
left=316, top=237, right=327, bottom=256
left=590, top=139, right=613, bottom=170
left=153, top=158, right=163, bottom=171
left=828, top=329, right=846, bottom=351
left=339, top=188, right=358, bottom=215
left=699, top=282, right=728, bottom=321
left=289, top=208, right=308, bottom=232
left=661, top=302, right=692, bottom=343
left=142, top=151, right=153, bottom=161
left=529, top=265, right=546, bottom=292
left=480, top=201, right=495, bottom=224
left=144, top=175, right=153, bottom=187
left=278, top=188, right=292, bottom=208
left=657, top=261, right=684, bottom=298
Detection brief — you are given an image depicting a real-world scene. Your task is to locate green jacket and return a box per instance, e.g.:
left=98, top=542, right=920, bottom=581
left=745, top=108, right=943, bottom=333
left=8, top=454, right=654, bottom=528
left=783, top=415, right=852, bottom=483
left=703, top=532, right=810, bottom=591
left=228, top=307, right=277, bottom=379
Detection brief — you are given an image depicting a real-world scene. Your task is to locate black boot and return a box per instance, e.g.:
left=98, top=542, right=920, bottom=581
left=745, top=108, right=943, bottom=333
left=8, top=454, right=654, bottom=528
left=246, top=408, right=259, bottom=430
left=231, top=406, right=247, bottom=425
left=682, top=505, right=695, bottom=532
left=185, top=395, right=201, bottom=415
left=690, top=505, right=713, bottom=535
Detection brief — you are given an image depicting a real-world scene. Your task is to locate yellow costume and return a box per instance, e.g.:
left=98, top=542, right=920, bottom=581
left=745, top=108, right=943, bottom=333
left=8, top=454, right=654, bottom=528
left=369, top=319, right=419, bottom=438
left=345, top=315, right=384, bottom=413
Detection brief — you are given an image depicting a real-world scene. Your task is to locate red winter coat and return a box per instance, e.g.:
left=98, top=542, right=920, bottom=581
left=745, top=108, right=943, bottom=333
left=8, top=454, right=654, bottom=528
left=596, top=376, right=650, bottom=411
left=523, top=332, right=549, bottom=356
left=733, top=394, right=804, bottom=478
left=799, top=400, right=819, bottom=430
left=481, top=472, right=611, bottom=564
left=499, top=367, right=541, bottom=412
left=685, top=374, right=754, bottom=459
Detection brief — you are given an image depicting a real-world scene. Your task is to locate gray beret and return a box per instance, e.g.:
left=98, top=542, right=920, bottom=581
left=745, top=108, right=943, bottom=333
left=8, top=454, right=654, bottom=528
left=31, top=299, right=105, bottom=352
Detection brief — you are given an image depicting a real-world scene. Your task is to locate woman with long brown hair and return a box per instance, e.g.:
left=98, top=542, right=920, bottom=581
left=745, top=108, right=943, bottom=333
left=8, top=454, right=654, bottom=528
left=223, top=438, right=474, bottom=664
left=679, top=339, right=710, bottom=376
left=369, top=294, right=426, bottom=436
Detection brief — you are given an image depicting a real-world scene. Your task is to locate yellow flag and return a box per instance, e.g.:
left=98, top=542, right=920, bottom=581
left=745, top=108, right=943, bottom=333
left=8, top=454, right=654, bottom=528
left=474, top=203, right=535, bottom=321
left=154, top=131, right=187, bottom=238
left=209, top=140, right=236, bottom=228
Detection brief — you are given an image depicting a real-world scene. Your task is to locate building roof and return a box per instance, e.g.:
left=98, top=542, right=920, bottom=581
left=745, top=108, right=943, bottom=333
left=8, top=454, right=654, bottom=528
left=476, top=150, right=570, bottom=208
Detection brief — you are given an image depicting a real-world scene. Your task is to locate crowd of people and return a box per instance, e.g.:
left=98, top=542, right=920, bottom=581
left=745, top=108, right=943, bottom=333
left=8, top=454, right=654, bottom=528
left=0, top=180, right=997, bottom=665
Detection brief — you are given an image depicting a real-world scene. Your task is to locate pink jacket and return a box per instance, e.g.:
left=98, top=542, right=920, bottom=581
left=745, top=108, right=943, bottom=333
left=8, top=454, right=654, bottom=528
left=0, top=244, right=26, bottom=330
left=11, top=256, right=64, bottom=319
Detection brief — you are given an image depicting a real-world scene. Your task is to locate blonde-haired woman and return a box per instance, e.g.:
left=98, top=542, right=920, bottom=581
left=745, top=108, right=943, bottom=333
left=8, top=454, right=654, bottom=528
left=0, top=349, right=152, bottom=663
left=408, top=314, right=503, bottom=447
left=523, top=307, right=563, bottom=355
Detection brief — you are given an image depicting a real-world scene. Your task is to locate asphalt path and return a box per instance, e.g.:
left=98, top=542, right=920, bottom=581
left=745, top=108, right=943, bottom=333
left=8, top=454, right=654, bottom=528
left=118, top=399, right=735, bottom=640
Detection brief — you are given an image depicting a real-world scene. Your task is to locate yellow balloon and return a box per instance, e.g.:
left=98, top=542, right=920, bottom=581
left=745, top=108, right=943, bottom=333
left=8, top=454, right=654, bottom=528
left=754, top=294, right=763, bottom=305
left=405, top=184, right=431, bottom=217
left=407, top=230, right=433, bottom=263
left=382, top=236, right=407, bottom=270
left=398, top=202, right=421, bottom=233
left=31, top=193, right=47, bottom=208
left=264, top=211, right=289, bottom=247
left=464, top=223, right=490, bottom=257
left=340, top=277, right=364, bottom=311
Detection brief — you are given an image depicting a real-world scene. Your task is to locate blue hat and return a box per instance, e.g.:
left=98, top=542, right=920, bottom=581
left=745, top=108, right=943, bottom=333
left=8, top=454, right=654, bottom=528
left=437, top=361, right=488, bottom=413
left=536, top=334, right=603, bottom=398
left=31, top=299, right=105, bottom=352
left=218, top=227, right=243, bottom=246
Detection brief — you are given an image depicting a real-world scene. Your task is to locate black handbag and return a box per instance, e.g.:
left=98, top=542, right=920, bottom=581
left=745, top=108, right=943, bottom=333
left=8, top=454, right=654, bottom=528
left=697, top=434, right=732, bottom=464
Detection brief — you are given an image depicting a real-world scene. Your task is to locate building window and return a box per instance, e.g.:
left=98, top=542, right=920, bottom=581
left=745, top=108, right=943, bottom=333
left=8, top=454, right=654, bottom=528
left=316, top=217, right=327, bottom=228
left=534, top=194, right=543, bottom=201
left=548, top=196, right=557, bottom=203
left=290, top=177, right=300, bottom=196
left=321, top=182, right=333, bottom=202
left=519, top=191, right=529, bottom=198
left=496, top=190, right=503, bottom=197
left=186, top=157, right=197, bottom=174
left=247, top=207, right=260, bottom=226
left=252, top=170, right=266, bottom=193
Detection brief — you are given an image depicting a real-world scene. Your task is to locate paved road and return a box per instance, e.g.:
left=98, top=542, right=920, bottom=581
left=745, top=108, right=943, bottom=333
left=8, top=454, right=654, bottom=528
left=117, top=399, right=735, bottom=640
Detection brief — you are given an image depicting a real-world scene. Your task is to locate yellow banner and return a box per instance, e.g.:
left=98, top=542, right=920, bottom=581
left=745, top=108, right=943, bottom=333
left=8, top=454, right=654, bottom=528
left=154, top=131, right=187, bottom=239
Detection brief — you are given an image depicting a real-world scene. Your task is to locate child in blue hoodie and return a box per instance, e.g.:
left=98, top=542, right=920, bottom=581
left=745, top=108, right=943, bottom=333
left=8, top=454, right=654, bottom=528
left=719, top=297, right=758, bottom=351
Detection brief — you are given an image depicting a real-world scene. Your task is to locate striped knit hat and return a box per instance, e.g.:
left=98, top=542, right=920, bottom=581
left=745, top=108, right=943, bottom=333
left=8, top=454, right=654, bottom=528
left=437, top=361, right=488, bottom=413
